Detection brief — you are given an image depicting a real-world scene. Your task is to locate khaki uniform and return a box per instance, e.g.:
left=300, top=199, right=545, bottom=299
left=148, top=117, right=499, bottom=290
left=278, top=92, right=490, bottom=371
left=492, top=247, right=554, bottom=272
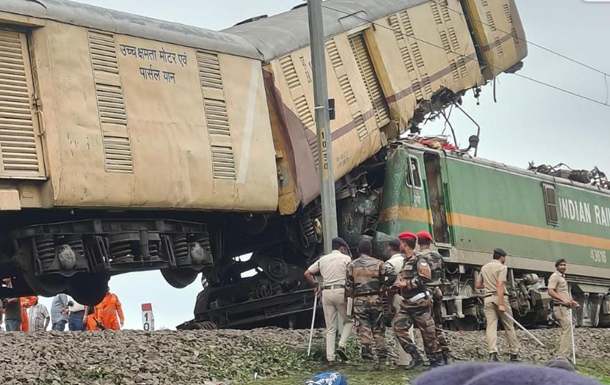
left=548, top=271, right=573, bottom=359
left=346, top=254, right=397, bottom=360
left=393, top=253, right=441, bottom=361
left=308, top=250, right=354, bottom=362
left=477, top=259, right=519, bottom=355
left=388, top=253, right=412, bottom=365
left=421, top=249, right=449, bottom=353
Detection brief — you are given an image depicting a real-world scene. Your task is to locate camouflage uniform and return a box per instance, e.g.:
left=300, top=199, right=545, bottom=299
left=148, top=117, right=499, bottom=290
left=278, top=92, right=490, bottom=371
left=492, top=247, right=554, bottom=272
left=421, top=249, right=450, bottom=355
left=345, top=254, right=397, bottom=361
left=393, top=252, right=443, bottom=367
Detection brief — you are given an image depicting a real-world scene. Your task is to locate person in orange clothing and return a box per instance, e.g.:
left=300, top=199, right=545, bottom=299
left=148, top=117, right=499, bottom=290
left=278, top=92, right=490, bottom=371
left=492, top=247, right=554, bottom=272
left=98, top=287, right=124, bottom=331
left=85, top=304, right=104, bottom=331
left=20, top=296, right=37, bottom=331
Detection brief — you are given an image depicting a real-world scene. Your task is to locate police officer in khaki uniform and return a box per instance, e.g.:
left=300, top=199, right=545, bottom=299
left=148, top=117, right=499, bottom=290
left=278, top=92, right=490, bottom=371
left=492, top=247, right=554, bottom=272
left=386, top=238, right=412, bottom=368
left=393, top=232, right=444, bottom=369
left=417, top=231, right=451, bottom=364
left=548, top=258, right=580, bottom=360
left=475, top=248, right=521, bottom=362
left=305, top=237, right=354, bottom=364
left=346, top=239, right=397, bottom=367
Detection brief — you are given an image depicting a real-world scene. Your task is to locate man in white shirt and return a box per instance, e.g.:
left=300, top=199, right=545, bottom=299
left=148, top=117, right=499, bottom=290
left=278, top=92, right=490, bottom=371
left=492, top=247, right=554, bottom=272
left=67, top=296, right=87, bottom=331
left=304, top=237, right=353, bottom=364
left=28, top=297, right=50, bottom=332
left=387, top=237, right=413, bottom=368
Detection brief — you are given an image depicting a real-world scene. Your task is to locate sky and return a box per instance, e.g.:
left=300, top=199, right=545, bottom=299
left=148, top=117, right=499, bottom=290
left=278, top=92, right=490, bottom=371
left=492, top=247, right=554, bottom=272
left=32, top=0, right=610, bottom=330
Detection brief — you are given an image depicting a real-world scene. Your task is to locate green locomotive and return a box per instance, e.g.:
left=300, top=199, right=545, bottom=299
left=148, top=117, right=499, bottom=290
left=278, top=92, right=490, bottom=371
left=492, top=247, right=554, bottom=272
left=360, top=141, right=610, bottom=328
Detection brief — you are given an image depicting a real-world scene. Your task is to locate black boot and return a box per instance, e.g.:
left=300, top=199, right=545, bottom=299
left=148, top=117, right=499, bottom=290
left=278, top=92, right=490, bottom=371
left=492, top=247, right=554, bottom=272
left=488, top=352, right=499, bottom=362
left=443, top=351, right=453, bottom=365
left=431, top=353, right=446, bottom=368
left=404, top=346, right=425, bottom=370
left=510, top=354, right=522, bottom=362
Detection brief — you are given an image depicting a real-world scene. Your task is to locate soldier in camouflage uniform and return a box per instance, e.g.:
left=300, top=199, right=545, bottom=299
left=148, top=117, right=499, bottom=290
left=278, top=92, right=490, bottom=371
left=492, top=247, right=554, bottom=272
left=345, top=239, right=397, bottom=365
left=392, top=232, right=444, bottom=369
left=417, top=231, right=451, bottom=364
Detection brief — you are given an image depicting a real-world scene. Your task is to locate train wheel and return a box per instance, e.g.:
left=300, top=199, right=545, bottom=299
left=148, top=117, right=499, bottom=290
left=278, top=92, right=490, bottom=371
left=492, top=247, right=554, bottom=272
left=23, top=271, right=68, bottom=297
left=161, top=268, right=199, bottom=288
left=67, top=273, right=110, bottom=306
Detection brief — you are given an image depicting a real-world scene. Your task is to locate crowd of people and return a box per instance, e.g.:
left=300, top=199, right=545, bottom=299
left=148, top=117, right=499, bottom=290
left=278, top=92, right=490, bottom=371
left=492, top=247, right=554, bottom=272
left=305, top=231, right=580, bottom=371
left=0, top=280, right=125, bottom=332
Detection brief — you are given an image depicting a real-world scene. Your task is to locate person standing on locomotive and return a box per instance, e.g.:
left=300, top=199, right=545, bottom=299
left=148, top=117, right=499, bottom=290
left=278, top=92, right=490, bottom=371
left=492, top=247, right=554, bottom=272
left=417, top=231, right=451, bottom=364
left=548, top=258, right=580, bottom=360
left=345, top=239, right=396, bottom=368
left=392, top=232, right=444, bottom=369
left=475, top=248, right=521, bottom=362
left=304, top=237, right=354, bottom=364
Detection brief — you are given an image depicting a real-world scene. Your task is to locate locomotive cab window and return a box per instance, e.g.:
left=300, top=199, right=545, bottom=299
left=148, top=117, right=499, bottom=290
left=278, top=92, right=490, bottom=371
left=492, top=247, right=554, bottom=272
left=542, top=183, right=559, bottom=225
left=406, top=156, right=422, bottom=189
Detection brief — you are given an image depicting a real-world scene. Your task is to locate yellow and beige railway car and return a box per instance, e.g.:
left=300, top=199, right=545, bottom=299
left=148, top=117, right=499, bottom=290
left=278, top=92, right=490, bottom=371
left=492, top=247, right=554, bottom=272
left=0, top=0, right=527, bottom=308
left=228, top=0, right=527, bottom=218
left=0, top=0, right=279, bottom=303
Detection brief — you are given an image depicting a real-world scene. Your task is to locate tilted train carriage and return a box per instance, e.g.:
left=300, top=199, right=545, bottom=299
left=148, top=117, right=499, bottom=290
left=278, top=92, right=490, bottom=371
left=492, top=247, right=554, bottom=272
left=0, top=0, right=528, bottom=313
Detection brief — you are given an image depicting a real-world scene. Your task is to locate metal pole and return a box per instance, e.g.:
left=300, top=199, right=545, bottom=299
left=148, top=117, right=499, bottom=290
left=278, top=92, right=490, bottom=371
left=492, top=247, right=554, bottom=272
left=500, top=308, right=547, bottom=348
left=307, top=291, right=319, bottom=357
left=570, top=308, right=577, bottom=365
left=308, top=0, right=338, bottom=254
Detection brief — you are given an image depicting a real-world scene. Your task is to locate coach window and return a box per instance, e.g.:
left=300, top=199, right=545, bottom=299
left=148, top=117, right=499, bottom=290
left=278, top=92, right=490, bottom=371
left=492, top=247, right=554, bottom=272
left=542, top=183, right=559, bottom=226
left=406, top=156, right=423, bottom=189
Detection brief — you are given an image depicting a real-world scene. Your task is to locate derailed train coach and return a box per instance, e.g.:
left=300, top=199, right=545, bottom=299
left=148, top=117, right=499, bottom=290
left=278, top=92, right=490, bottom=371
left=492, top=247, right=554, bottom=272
left=0, top=0, right=527, bottom=315
left=372, top=143, right=610, bottom=328
left=192, top=0, right=528, bottom=327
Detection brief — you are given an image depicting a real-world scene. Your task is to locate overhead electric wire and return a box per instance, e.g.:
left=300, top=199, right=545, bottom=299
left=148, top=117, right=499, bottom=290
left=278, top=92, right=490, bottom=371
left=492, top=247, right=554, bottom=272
left=321, top=4, right=610, bottom=108
left=428, top=0, right=610, bottom=78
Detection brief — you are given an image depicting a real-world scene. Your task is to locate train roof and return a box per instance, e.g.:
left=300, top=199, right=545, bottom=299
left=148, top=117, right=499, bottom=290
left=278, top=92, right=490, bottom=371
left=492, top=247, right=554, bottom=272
left=0, top=0, right=261, bottom=59
left=225, top=0, right=429, bottom=60
left=402, top=141, right=610, bottom=197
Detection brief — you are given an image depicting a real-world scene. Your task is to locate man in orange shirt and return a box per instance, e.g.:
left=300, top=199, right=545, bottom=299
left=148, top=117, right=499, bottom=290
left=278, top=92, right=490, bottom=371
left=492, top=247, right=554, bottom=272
left=98, top=287, right=124, bottom=331
left=20, top=296, right=37, bottom=331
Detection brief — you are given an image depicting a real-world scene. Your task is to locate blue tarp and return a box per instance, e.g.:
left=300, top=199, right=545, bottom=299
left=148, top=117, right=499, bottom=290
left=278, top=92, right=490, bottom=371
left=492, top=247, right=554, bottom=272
left=305, top=372, right=348, bottom=385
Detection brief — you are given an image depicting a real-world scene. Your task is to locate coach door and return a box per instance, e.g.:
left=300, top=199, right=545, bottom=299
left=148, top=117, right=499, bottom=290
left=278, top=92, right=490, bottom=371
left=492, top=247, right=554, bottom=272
left=0, top=29, right=45, bottom=178
left=424, top=152, right=450, bottom=245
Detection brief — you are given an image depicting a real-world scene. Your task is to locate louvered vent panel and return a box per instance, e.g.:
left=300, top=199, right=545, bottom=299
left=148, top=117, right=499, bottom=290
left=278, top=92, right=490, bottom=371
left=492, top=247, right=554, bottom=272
left=399, top=46, right=415, bottom=73
left=204, top=98, right=230, bottom=136
left=349, top=34, right=390, bottom=127
left=441, top=4, right=451, bottom=23
left=197, top=51, right=223, bottom=90
left=482, top=0, right=489, bottom=7
left=440, top=31, right=451, bottom=52
left=326, top=41, right=342, bottom=70
left=88, top=31, right=119, bottom=75
left=338, top=75, right=357, bottom=105
left=486, top=12, right=497, bottom=31
left=512, top=28, right=520, bottom=45
left=95, top=83, right=127, bottom=126
left=458, top=57, right=468, bottom=78
left=431, top=3, right=443, bottom=25
left=103, top=135, right=133, bottom=173
left=307, top=134, right=319, bottom=167
left=279, top=56, right=300, bottom=90
left=495, top=37, right=504, bottom=56
left=0, top=31, right=40, bottom=173
left=450, top=61, right=460, bottom=82
left=503, top=4, right=513, bottom=23
left=422, top=75, right=433, bottom=97
left=413, top=80, right=423, bottom=100
left=448, top=27, right=460, bottom=51
left=295, top=95, right=315, bottom=130
left=400, top=11, right=414, bottom=36
left=411, top=41, right=425, bottom=68
left=354, top=113, right=368, bottom=141
left=388, top=15, right=402, bottom=40
left=211, top=145, right=236, bottom=180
